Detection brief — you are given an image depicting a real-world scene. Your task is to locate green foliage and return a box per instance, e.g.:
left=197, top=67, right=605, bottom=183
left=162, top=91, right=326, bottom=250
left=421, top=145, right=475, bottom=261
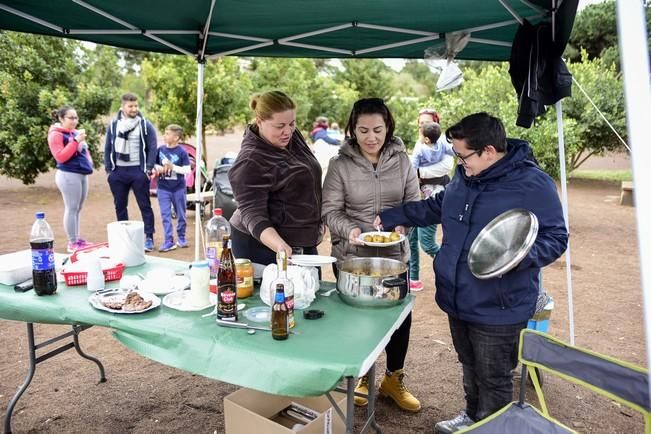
left=141, top=54, right=251, bottom=136
left=399, top=61, right=437, bottom=96
left=336, top=59, right=395, bottom=101
left=389, top=98, right=421, bottom=150
left=567, top=0, right=651, bottom=69
left=570, top=169, right=632, bottom=182
left=0, top=32, right=113, bottom=184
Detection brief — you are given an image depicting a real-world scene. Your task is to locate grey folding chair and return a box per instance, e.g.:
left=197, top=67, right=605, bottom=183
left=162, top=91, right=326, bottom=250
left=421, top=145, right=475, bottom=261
left=458, top=329, right=651, bottom=434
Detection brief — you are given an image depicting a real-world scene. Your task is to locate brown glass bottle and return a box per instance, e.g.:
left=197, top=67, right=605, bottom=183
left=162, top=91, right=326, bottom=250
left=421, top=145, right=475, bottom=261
left=217, top=235, right=238, bottom=321
left=271, top=283, right=289, bottom=341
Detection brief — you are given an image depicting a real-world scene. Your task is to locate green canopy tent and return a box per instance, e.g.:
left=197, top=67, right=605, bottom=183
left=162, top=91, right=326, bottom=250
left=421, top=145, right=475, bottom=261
left=0, top=0, right=582, bottom=342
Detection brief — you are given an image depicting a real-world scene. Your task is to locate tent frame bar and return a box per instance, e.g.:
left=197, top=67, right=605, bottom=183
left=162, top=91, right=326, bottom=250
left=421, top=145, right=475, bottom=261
left=0, top=3, right=62, bottom=32
left=199, top=0, right=217, bottom=59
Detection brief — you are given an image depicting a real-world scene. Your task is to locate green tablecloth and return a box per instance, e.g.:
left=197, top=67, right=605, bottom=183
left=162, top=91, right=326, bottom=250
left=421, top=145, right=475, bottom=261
left=0, top=257, right=413, bottom=397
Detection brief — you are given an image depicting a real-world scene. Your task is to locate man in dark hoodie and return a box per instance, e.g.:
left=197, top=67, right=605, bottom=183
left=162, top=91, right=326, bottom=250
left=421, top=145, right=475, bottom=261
left=375, top=112, right=568, bottom=433
left=104, top=93, right=158, bottom=252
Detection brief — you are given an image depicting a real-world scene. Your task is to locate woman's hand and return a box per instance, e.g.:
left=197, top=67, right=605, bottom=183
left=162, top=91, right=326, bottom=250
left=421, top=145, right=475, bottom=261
left=394, top=225, right=406, bottom=235
left=276, top=242, right=293, bottom=259
left=348, top=227, right=364, bottom=245
left=372, top=216, right=384, bottom=231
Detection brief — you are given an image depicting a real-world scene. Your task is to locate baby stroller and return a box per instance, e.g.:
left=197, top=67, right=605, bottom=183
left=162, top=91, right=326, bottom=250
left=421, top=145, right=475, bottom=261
left=212, top=152, right=238, bottom=220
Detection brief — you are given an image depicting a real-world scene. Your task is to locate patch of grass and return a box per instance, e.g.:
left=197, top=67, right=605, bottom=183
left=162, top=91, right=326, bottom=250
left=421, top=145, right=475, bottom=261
left=569, top=169, right=633, bottom=182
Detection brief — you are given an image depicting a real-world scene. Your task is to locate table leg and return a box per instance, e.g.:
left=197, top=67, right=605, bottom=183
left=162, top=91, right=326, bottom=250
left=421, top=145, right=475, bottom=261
left=365, top=364, right=382, bottom=433
left=3, top=323, right=107, bottom=434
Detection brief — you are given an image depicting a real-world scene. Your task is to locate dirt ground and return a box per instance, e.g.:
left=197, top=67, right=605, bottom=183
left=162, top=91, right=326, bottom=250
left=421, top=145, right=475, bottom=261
left=0, top=133, right=644, bottom=433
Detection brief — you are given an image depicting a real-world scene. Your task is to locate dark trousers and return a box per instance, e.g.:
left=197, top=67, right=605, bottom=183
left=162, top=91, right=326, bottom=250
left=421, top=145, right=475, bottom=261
left=448, top=316, right=526, bottom=421
left=108, top=166, right=155, bottom=236
left=158, top=188, right=186, bottom=241
left=332, top=265, right=412, bottom=373
left=231, top=226, right=317, bottom=266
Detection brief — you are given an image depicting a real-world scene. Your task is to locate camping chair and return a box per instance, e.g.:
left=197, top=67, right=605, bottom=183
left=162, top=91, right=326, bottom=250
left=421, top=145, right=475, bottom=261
left=458, top=329, right=651, bottom=434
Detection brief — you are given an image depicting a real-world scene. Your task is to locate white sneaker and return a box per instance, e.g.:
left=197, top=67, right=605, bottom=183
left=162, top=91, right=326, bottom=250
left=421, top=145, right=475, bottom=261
left=435, top=411, right=476, bottom=434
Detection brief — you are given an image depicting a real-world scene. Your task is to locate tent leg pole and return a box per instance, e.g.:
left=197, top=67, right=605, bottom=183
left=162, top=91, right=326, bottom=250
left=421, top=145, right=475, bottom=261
left=194, top=61, right=205, bottom=262
left=616, top=0, right=651, bottom=401
left=556, top=101, right=575, bottom=345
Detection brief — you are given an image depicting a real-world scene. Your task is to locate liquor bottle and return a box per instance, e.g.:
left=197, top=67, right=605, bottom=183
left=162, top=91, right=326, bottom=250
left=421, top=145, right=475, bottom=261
left=205, top=208, right=230, bottom=302
left=30, top=212, right=57, bottom=296
left=271, top=250, right=295, bottom=328
left=271, top=283, right=289, bottom=341
left=217, top=235, right=238, bottom=321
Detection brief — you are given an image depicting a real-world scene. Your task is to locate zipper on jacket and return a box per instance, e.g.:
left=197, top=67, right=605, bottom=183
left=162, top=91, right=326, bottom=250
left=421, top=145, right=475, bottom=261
left=496, top=278, right=506, bottom=309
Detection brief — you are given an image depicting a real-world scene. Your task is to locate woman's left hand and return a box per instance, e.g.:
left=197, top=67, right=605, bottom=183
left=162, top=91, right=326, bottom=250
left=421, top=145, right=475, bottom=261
left=394, top=225, right=406, bottom=235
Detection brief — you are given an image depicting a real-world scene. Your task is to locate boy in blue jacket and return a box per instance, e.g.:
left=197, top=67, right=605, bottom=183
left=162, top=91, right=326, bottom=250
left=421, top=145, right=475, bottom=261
left=376, top=112, right=568, bottom=433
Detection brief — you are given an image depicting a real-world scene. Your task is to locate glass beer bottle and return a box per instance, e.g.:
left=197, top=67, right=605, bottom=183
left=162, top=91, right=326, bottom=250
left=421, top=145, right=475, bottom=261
left=271, top=250, right=295, bottom=328
left=217, top=235, right=237, bottom=321
left=271, top=283, right=289, bottom=341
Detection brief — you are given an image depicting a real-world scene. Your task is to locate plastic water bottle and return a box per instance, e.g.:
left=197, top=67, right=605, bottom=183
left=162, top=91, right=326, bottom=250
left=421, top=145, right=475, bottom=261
left=205, top=208, right=230, bottom=300
left=30, top=212, right=57, bottom=296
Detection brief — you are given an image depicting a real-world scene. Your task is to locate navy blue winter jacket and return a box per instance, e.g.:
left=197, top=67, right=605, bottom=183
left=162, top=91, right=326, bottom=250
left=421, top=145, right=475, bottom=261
left=104, top=111, right=157, bottom=173
left=380, top=139, right=568, bottom=325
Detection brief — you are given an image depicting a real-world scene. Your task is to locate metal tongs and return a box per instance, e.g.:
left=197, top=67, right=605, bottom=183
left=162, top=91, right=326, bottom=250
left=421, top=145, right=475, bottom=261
left=216, top=319, right=300, bottom=335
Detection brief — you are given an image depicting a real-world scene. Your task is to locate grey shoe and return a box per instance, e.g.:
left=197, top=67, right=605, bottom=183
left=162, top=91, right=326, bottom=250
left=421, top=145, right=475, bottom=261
left=435, top=411, right=476, bottom=434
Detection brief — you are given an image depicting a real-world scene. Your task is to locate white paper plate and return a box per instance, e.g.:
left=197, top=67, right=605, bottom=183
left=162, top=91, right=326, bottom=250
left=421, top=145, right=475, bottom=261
left=357, top=231, right=406, bottom=247
left=89, top=290, right=160, bottom=314
left=289, top=255, right=337, bottom=266
left=162, top=290, right=214, bottom=312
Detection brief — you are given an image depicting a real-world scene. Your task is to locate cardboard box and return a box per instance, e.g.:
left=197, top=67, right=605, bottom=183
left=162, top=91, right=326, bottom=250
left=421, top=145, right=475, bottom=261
left=224, top=388, right=347, bottom=434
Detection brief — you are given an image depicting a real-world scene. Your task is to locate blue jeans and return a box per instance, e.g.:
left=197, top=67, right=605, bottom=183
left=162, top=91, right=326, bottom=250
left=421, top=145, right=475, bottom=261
left=107, top=166, right=155, bottom=237
left=448, top=316, right=526, bottom=421
left=158, top=188, right=186, bottom=242
left=408, top=225, right=440, bottom=280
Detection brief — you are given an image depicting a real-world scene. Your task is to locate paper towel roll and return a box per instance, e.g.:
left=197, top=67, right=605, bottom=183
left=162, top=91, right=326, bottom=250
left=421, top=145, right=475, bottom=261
left=107, top=221, right=145, bottom=267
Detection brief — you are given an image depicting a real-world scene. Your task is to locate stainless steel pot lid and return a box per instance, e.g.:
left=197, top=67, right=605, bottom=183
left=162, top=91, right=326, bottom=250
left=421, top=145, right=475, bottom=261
left=467, top=208, right=539, bottom=280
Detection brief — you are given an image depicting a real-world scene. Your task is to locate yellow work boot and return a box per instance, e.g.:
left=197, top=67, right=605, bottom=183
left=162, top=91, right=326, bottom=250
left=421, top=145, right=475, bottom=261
left=354, top=375, right=369, bottom=406
left=379, top=369, right=421, bottom=412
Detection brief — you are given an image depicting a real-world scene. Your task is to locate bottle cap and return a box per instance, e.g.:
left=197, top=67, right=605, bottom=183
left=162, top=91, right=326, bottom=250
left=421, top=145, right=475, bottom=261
left=213, top=208, right=223, bottom=216
left=303, top=309, right=325, bottom=320
left=35, top=211, right=45, bottom=219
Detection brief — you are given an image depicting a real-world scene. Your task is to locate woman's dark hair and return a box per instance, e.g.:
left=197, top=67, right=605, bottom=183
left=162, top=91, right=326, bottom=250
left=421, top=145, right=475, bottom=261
left=52, top=106, right=74, bottom=122
left=445, top=112, right=507, bottom=153
left=345, top=98, right=395, bottom=142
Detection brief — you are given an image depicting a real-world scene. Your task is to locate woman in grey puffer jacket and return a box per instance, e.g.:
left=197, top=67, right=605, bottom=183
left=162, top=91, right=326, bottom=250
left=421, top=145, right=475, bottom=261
left=322, top=98, right=421, bottom=413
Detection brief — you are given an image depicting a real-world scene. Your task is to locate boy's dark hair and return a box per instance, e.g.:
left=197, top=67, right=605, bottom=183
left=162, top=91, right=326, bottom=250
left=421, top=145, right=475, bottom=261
left=445, top=112, right=507, bottom=153
left=421, top=121, right=442, bottom=144
left=165, top=124, right=184, bottom=141
left=121, top=92, right=138, bottom=103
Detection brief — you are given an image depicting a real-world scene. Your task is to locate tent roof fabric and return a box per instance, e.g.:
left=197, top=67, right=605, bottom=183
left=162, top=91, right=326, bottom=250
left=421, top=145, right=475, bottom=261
left=0, top=0, right=578, bottom=61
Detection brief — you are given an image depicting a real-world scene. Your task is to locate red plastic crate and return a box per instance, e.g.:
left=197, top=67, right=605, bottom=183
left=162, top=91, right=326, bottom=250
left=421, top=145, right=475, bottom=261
left=62, top=263, right=125, bottom=286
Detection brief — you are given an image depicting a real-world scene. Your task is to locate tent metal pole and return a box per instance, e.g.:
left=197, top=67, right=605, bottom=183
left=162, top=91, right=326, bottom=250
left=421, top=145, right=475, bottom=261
left=616, top=0, right=651, bottom=399
left=555, top=100, right=575, bottom=345
left=194, top=61, right=205, bottom=262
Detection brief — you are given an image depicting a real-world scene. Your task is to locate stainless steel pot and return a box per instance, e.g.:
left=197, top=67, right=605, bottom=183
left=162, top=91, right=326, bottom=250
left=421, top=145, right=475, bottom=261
left=336, top=257, right=409, bottom=308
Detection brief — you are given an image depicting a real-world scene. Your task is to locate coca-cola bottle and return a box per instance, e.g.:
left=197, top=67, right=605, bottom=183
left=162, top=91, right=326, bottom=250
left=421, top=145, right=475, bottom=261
left=217, top=235, right=237, bottom=321
left=30, top=212, right=57, bottom=296
left=270, top=250, right=295, bottom=328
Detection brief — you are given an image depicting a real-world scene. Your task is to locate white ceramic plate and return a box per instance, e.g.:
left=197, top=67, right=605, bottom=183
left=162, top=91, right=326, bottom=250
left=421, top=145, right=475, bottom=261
left=289, top=255, right=337, bottom=266
left=89, top=290, right=160, bottom=314
left=162, top=290, right=215, bottom=312
left=139, top=275, right=190, bottom=295
left=357, top=231, right=406, bottom=247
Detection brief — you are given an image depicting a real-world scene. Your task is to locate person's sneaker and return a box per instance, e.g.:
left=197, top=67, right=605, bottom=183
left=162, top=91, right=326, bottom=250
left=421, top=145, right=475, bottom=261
left=409, top=280, right=424, bottom=292
left=144, top=237, right=155, bottom=252
left=159, top=240, right=177, bottom=252
left=66, top=241, right=78, bottom=253
left=75, top=239, right=93, bottom=250
left=434, top=411, right=476, bottom=434
left=177, top=236, right=188, bottom=248
left=354, top=375, right=369, bottom=407
left=379, top=369, right=421, bottom=412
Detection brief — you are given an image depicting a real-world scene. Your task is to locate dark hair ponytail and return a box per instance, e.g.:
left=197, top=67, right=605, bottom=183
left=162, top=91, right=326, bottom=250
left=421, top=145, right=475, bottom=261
left=53, top=106, right=74, bottom=122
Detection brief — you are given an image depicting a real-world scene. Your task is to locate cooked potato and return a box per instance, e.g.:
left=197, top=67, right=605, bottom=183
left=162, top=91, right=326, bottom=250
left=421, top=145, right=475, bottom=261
left=372, top=234, right=385, bottom=243
left=389, top=231, right=401, bottom=241
left=363, top=235, right=374, bottom=242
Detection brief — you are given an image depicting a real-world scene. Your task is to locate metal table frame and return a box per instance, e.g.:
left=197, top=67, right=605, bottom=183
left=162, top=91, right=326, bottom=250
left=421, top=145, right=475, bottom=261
left=3, top=323, right=106, bottom=434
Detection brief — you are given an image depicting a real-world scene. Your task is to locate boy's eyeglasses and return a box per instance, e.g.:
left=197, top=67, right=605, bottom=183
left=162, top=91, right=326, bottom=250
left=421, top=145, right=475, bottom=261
left=453, top=149, right=480, bottom=164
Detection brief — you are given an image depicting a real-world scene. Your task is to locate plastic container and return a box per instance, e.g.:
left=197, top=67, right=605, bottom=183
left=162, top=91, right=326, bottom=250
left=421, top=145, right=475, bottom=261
left=205, top=208, right=231, bottom=280
left=190, top=260, right=210, bottom=307
left=235, top=258, right=254, bottom=299
left=30, top=212, right=57, bottom=296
